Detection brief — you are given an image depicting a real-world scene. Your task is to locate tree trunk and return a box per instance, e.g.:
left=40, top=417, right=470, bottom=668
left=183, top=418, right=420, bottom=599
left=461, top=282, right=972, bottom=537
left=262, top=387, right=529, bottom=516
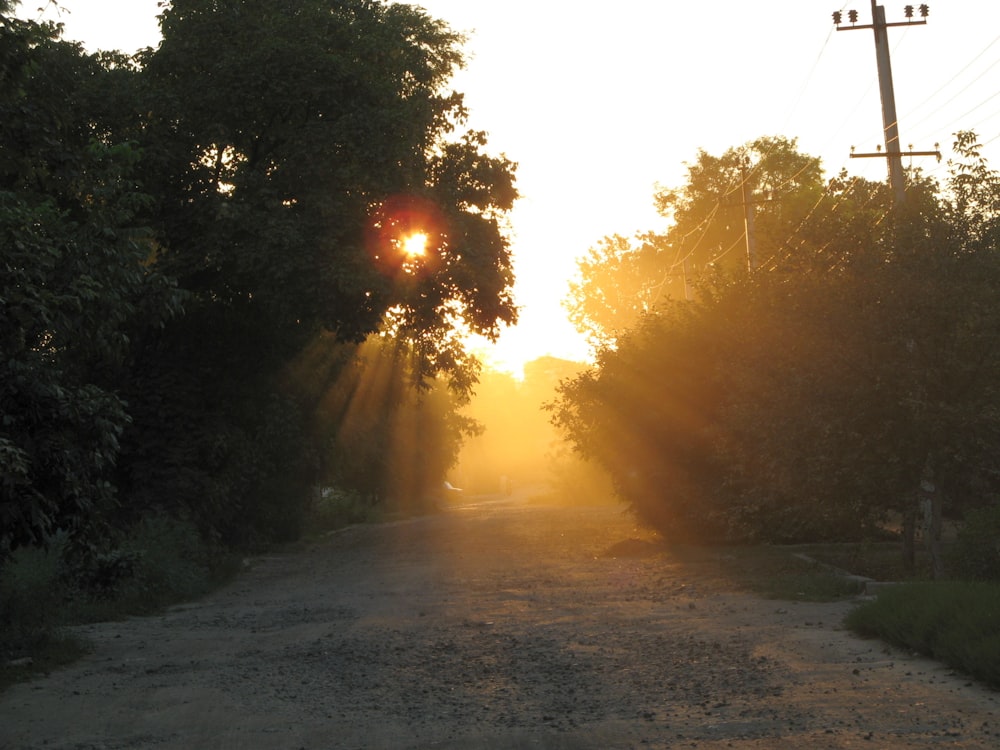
left=919, top=464, right=945, bottom=580
left=927, top=492, right=945, bottom=580
left=901, top=505, right=917, bottom=574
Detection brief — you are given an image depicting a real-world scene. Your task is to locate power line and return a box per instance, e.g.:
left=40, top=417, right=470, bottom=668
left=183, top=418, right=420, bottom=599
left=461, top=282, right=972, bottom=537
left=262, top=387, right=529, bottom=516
left=900, top=34, right=1000, bottom=127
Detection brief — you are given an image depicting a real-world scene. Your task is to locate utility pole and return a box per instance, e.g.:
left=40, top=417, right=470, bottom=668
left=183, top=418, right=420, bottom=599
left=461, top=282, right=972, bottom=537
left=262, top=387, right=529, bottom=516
left=739, top=156, right=758, bottom=272
left=834, top=3, right=940, bottom=205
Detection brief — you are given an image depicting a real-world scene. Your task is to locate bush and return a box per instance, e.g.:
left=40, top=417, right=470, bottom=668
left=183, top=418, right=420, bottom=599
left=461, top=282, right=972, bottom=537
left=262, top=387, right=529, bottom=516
left=0, top=538, right=67, bottom=659
left=62, top=515, right=236, bottom=621
left=1, top=518, right=236, bottom=691
left=305, top=487, right=382, bottom=534
left=122, top=515, right=223, bottom=602
left=846, top=582, right=1000, bottom=688
left=951, top=503, right=1000, bottom=581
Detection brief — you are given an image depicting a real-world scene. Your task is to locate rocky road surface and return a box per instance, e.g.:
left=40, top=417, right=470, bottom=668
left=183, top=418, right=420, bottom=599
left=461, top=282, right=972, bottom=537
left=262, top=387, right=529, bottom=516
left=2, top=492, right=998, bottom=749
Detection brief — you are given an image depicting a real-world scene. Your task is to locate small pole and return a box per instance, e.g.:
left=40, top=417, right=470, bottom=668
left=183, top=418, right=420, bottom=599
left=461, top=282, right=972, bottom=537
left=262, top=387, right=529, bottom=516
left=740, top=157, right=758, bottom=272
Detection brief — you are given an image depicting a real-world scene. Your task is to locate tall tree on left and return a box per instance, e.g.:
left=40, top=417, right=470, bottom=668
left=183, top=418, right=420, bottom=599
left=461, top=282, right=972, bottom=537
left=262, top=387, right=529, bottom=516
left=0, top=7, right=182, bottom=563
left=138, top=0, right=516, bottom=354
left=118, top=0, right=518, bottom=543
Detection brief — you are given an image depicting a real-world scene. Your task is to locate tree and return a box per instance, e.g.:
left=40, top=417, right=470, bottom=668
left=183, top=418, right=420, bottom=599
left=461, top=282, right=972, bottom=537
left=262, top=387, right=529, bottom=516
left=304, top=335, right=478, bottom=513
left=0, top=10, right=181, bottom=561
left=552, top=134, right=1000, bottom=558
left=115, top=0, right=519, bottom=542
left=138, top=0, right=516, bottom=356
left=565, top=233, right=671, bottom=350
left=564, top=136, right=825, bottom=348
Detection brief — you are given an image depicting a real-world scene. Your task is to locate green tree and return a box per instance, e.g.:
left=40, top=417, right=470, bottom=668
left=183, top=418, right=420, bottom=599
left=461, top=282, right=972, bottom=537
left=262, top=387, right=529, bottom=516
left=0, top=10, right=181, bottom=561
left=565, top=136, right=825, bottom=348
left=309, top=335, right=478, bottom=512
left=565, top=233, right=671, bottom=350
left=116, top=0, right=518, bottom=543
left=138, top=0, right=515, bottom=354
left=552, top=134, right=1000, bottom=557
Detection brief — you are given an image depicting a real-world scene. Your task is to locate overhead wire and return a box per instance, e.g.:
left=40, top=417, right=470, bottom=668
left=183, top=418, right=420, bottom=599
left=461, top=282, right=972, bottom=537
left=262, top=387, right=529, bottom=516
left=646, top=24, right=852, bottom=279
left=762, top=13, right=1000, bottom=269
left=684, top=15, right=869, bottom=273
left=647, top=4, right=993, bottom=293
left=900, top=34, right=1000, bottom=135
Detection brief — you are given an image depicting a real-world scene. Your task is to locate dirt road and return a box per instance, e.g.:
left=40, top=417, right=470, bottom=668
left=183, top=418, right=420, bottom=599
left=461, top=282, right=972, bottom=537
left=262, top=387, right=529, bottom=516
left=2, top=493, right=998, bottom=749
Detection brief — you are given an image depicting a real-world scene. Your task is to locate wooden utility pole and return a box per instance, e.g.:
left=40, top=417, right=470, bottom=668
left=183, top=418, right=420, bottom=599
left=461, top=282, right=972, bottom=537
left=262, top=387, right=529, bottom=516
left=739, top=157, right=758, bottom=272
left=834, top=3, right=939, bottom=205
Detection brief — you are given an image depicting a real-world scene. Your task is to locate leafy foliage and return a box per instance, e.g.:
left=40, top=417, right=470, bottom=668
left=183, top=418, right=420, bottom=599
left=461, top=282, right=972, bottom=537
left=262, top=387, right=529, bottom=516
left=0, top=13, right=181, bottom=562
left=553, top=134, right=1000, bottom=546
left=2, top=0, right=519, bottom=575
left=846, top=582, right=1000, bottom=689
left=951, top=504, right=1000, bottom=581
left=300, top=335, right=478, bottom=516
left=138, top=0, right=516, bottom=351
left=565, top=137, right=825, bottom=349
left=107, top=0, right=518, bottom=543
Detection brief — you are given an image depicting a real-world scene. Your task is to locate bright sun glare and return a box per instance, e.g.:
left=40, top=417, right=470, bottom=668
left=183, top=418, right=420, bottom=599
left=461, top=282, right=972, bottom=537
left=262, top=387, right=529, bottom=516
left=401, top=232, right=428, bottom=259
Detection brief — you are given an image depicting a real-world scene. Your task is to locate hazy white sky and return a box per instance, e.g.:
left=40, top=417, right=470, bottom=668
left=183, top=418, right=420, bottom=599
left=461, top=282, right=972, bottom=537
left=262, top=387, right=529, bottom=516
left=21, top=0, right=1000, bottom=372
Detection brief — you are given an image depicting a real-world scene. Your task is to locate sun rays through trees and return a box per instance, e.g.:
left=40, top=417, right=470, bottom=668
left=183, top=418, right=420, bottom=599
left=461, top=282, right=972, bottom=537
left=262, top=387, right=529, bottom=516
left=1, top=0, right=518, bottom=572
left=554, top=134, right=1000, bottom=570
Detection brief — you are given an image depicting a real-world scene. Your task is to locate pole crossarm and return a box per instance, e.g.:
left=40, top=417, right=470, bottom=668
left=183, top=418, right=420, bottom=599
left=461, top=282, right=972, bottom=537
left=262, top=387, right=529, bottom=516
left=835, top=20, right=926, bottom=31
left=851, top=149, right=942, bottom=161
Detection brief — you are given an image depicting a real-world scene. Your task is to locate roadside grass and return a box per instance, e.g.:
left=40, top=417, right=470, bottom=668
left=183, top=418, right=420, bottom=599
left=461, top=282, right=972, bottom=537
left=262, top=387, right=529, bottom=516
left=680, top=540, right=941, bottom=599
left=789, top=540, right=937, bottom=582
left=696, top=540, right=1000, bottom=690
left=0, top=633, right=86, bottom=694
left=845, top=582, right=1000, bottom=689
left=727, top=552, right=866, bottom=601
left=0, top=518, right=240, bottom=694
left=668, top=544, right=869, bottom=601
left=305, top=488, right=385, bottom=536
left=2, top=491, right=390, bottom=693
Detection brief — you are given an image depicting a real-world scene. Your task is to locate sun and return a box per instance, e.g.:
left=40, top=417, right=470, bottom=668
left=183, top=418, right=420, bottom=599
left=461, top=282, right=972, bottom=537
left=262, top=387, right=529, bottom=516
left=401, top=231, right=428, bottom=260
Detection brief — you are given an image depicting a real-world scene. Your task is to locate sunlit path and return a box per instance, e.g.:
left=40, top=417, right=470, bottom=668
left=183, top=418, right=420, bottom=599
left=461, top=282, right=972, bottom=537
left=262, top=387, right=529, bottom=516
left=2, top=493, right=997, bottom=749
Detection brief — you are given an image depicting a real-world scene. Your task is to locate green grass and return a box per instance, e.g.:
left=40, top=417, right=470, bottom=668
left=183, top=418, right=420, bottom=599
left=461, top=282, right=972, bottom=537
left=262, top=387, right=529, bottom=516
left=846, top=582, right=1000, bottom=689
left=1, top=517, right=240, bottom=692
left=2, top=490, right=394, bottom=693
left=0, top=632, right=86, bottom=694
left=302, top=487, right=385, bottom=538
left=668, top=543, right=869, bottom=601
left=790, top=540, right=938, bottom=582
left=700, top=541, right=1000, bottom=689
left=673, top=538, right=949, bottom=601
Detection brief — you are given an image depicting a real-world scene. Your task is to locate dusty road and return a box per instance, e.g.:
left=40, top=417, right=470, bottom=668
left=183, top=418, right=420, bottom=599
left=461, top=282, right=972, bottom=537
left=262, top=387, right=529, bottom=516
left=2, top=493, right=998, bottom=749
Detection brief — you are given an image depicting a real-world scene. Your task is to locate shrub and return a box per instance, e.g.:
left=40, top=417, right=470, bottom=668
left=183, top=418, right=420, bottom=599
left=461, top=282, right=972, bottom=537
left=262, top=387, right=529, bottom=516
left=0, top=539, right=66, bottom=659
left=951, top=503, right=1000, bottom=581
left=846, top=582, right=1000, bottom=688
left=121, top=515, right=222, bottom=602
left=55, top=515, right=234, bottom=622
left=306, top=487, right=382, bottom=534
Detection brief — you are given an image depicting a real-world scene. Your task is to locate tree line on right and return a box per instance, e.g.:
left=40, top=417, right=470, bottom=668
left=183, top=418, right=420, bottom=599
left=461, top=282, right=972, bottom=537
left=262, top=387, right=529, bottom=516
left=553, top=133, right=1000, bottom=579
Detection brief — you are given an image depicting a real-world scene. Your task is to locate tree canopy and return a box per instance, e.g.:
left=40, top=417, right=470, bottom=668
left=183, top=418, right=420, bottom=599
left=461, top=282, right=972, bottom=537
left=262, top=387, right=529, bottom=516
left=553, top=134, right=1000, bottom=564
left=0, top=11, right=183, bottom=559
left=1, top=0, right=519, bottom=560
left=565, top=136, right=826, bottom=349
